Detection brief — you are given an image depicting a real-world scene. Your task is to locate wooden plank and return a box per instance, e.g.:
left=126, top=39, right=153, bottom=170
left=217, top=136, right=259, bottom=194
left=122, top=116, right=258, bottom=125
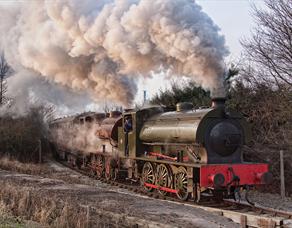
left=240, top=215, right=247, bottom=228
left=257, top=218, right=276, bottom=228
left=188, top=204, right=284, bottom=227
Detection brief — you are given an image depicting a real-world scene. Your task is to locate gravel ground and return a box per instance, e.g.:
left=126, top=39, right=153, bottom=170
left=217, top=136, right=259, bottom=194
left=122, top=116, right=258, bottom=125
left=248, top=190, right=292, bottom=212
left=0, top=162, right=239, bottom=228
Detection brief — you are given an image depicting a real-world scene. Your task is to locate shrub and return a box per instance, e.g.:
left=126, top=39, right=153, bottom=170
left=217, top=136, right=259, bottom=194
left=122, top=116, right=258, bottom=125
left=0, top=106, right=54, bottom=163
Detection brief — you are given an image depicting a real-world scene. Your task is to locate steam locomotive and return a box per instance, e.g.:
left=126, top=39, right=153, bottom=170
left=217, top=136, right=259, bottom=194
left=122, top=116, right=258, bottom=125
left=49, top=97, right=272, bottom=202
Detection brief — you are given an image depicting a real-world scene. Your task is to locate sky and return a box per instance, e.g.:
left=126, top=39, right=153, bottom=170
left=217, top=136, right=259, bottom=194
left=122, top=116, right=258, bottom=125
left=135, top=0, right=266, bottom=104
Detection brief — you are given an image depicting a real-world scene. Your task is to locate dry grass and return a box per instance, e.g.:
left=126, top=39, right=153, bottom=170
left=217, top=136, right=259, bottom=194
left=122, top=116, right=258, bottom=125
left=0, top=157, right=51, bottom=176
left=0, top=182, right=89, bottom=228
left=0, top=159, right=135, bottom=227
left=0, top=180, right=149, bottom=228
left=0, top=213, right=32, bottom=228
left=0, top=157, right=101, bottom=189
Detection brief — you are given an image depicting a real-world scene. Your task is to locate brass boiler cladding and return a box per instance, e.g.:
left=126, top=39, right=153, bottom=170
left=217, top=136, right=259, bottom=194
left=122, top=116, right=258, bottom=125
left=139, top=102, right=250, bottom=164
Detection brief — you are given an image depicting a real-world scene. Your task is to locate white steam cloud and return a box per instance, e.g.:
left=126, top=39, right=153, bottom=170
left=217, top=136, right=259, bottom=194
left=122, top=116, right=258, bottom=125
left=0, top=0, right=229, bottom=107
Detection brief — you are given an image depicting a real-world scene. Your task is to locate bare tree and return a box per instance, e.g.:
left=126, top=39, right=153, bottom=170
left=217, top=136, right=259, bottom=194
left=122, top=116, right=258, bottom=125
left=0, top=53, right=12, bottom=105
left=241, top=0, right=292, bottom=87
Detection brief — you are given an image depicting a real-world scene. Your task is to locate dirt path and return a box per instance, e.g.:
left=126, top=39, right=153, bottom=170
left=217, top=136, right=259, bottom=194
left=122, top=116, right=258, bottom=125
left=0, top=161, right=239, bottom=228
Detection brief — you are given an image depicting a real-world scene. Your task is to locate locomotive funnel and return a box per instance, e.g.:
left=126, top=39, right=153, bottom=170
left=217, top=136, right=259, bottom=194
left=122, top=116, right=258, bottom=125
left=176, top=102, right=193, bottom=112
left=211, top=97, right=226, bottom=108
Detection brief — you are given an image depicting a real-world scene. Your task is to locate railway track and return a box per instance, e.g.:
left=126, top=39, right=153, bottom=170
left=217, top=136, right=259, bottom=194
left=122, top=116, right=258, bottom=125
left=57, top=160, right=292, bottom=228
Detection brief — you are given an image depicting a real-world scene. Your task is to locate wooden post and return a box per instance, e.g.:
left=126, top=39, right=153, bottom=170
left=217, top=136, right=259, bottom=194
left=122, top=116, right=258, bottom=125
left=240, top=215, right=247, bottom=228
left=0, top=75, right=3, bottom=105
left=86, top=206, right=90, bottom=228
left=38, top=139, right=42, bottom=163
left=280, top=150, right=285, bottom=198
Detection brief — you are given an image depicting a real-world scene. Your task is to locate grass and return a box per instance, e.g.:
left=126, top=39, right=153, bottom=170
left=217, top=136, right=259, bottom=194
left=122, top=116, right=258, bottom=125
left=0, top=157, right=51, bottom=176
left=0, top=215, right=25, bottom=228
left=0, top=182, right=89, bottom=228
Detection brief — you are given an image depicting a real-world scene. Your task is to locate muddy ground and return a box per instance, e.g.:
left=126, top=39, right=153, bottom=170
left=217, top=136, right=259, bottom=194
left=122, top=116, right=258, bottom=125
left=0, top=160, right=239, bottom=228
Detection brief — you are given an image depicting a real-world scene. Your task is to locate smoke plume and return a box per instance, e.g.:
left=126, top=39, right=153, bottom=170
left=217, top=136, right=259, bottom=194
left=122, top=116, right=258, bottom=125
left=0, top=0, right=228, bottom=106
left=53, top=122, right=112, bottom=154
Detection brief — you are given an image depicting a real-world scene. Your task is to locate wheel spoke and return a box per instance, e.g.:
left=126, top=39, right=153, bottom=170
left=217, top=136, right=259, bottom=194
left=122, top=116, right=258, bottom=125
left=142, top=162, right=155, bottom=192
left=155, top=164, right=171, bottom=196
left=175, top=167, right=189, bottom=201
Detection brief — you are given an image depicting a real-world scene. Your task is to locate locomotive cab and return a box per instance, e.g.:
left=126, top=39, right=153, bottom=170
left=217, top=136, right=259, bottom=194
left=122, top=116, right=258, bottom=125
left=118, top=107, right=164, bottom=159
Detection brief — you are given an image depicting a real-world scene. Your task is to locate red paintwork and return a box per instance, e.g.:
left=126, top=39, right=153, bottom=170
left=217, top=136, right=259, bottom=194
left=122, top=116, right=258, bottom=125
left=144, top=183, right=178, bottom=193
left=148, top=152, right=190, bottom=162
left=148, top=152, right=177, bottom=161
left=200, top=163, right=270, bottom=188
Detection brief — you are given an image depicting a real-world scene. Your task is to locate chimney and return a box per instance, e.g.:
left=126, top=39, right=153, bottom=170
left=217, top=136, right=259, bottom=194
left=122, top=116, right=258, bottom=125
left=211, top=97, right=226, bottom=108
left=210, top=82, right=227, bottom=108
left=143, top=90, right=147, bottom=104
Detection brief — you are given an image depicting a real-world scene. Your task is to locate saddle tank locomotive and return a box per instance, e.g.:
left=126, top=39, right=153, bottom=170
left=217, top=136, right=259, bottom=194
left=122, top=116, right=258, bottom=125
left=49, top=97, right=272, bottom=202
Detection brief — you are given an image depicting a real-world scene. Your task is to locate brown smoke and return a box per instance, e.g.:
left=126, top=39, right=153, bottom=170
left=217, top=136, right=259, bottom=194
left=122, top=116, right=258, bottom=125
left=0, top=0, right=229, bottom=106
